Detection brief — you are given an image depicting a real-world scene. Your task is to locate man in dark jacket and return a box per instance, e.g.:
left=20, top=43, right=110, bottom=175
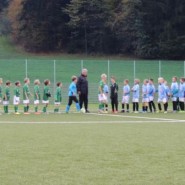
left=77, top=69, right=89, bottom=113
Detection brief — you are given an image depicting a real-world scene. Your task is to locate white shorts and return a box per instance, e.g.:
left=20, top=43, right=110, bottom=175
left=158, top=98, right=167, bottom=103
left=3, top=101, right=9, bottom=105
left=34, top=100, right=40, bottom=105
left=54, top=102, right=61, bottom=105
left=149, top=96, right=154, bottom=101
left=179, top=98, right=184, bottom=102
left=122, top=96, right=130, bottom=104
left=23, top=100, right=30, bottom=104
left=42, top=100, right=49, bottom=104
left=172, top=97, right=178, bottom=101
left=142, top=97, right=149, bottom=103
left=98, top=94, right=107, bottom=102
left=13, top=96, right=20, bottom=105
left=132, top=98, right=139, bottom=103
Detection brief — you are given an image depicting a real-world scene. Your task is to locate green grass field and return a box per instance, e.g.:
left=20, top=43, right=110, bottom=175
left=1, top=36, right=185, bottom=185
left=1, top=112, right=185, bottom=185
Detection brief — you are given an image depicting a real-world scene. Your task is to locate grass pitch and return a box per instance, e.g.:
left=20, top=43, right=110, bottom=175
left=1, top=112, right=185, bottom=185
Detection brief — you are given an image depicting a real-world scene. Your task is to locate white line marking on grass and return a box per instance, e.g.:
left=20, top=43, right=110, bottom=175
left=89, top=113, right=185, bottom=122
left=1, top=120, right=185, bottom=124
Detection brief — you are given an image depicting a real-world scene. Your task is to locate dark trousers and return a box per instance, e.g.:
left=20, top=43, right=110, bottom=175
left=111, top=97, right=118, bottom=111
left=79, top=93, right=88, bottom=110
left=68, top=96, right=78, bottom=106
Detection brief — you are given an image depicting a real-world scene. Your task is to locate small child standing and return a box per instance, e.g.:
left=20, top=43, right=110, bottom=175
left=23, top=78, right=31, bottom=114
left=66, top=76, right=80, bottom=113
left=157, top=77, right=168, bottom=113
left=3, top=81, right=11, bottom=114
left=148, top=79, right=156, bottom=113
left=121, top=79, right=130, bottom=113
left=132, top=79, right=140, bottom=113
left=54, top=82, right=62, bottom=113
left=13, top=81, right=21, bottom=114
left=42, top=79, right=51, bottom=113
left=34, top=79, right=41, bottom=114
left=98, top=74, right=108, bottom=113
left=171, top=76, right=179, bottom=112
left=110, top=76, right=119, bottom=113
left=142, top=79, right=149, bottom=113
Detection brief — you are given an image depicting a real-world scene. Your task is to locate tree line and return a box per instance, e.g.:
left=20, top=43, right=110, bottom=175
left=0, top=0, right=185, bottom=59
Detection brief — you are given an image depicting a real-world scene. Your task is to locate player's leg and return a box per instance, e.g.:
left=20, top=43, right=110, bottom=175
left=115, top=97, right=118, bottom=112
left=66, top=97, right=72, bottom=113
left=84, top=94, right=89, bottom=112
left=73, top=96, right=80, bottom=111
left=111, top=98, right=114, bottom=112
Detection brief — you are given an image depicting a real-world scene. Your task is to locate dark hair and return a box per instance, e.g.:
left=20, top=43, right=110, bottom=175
left=111, top=76, right=116, bottom=81
left=15, top=81, right=20, bottom=86
left=6, top=81, right=11, bottom=86
left=57, top=82, right=61, bottom=87
left=44, top=79, right=50, bottom=85
left=149, top=79, right=154, bottom=82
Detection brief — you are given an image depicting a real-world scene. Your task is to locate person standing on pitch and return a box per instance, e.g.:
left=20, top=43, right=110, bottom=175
left=77, top=68, right=89, bottom=113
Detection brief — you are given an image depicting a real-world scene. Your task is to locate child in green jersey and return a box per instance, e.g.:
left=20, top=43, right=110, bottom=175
left=0, top=78, right=3, bottom=104
left=23, top=78, right=31, bottom=114
left=42, top=79, right=51, bottom=113
left=3, top=81, right=11, bottom=113
left=13, top=81, right=21, bottom=114
left=34, top=79, right=41, bottom=114
left=98, top=74, right=108, bottom=113
left=54, top=82, right=62, bottom=113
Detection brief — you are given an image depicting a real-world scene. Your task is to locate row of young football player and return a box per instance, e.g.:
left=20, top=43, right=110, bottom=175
left=0, top=78, right=62, bottom=114
left=98, top=74, right=185, bottom=113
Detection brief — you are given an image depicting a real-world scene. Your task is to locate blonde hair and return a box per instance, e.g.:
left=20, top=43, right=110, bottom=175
left=34, top=79, right=40, bottom=85
left=101, top=74, right=107, bottom=79
left=134, top=79, right=140, bottom=84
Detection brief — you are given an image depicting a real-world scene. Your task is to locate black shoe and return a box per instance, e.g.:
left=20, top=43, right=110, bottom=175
left=86, top=110, right=90, bottom=113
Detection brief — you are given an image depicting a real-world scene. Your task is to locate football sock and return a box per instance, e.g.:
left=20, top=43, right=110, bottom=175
left=35, top=106, right=38, bottom=112
left=126, top=104, right=129, bottom=111
left=27, top=105, right=29, bottom=112
left=66, top=105, right=70, bottom=112
left=76, top=103, right=80, bottom=111
left=136, top=103, right=139, bottom=111
left=158, top=103, right=162, bottom=111
left=14, top=106, right=18, bottom=112
left=24, top=106, right=27, bottom=112
left=122, top=104, right=125, bottom=111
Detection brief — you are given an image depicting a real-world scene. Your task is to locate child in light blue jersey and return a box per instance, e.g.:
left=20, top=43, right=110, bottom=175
left=148, top=79, right=156, bottom=113
left=66, top=76, right=80, bottom=113
left=178, top=77, right=185, bottom=111
left=142, top=79, right=149, bottom=112
left=171, top=76, right=179, bottom=112
left=132, top=79, right=140, bottom=113
left=121, top=79, right=130, bottom=113
left=158, top=77, right=168, bottom=113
